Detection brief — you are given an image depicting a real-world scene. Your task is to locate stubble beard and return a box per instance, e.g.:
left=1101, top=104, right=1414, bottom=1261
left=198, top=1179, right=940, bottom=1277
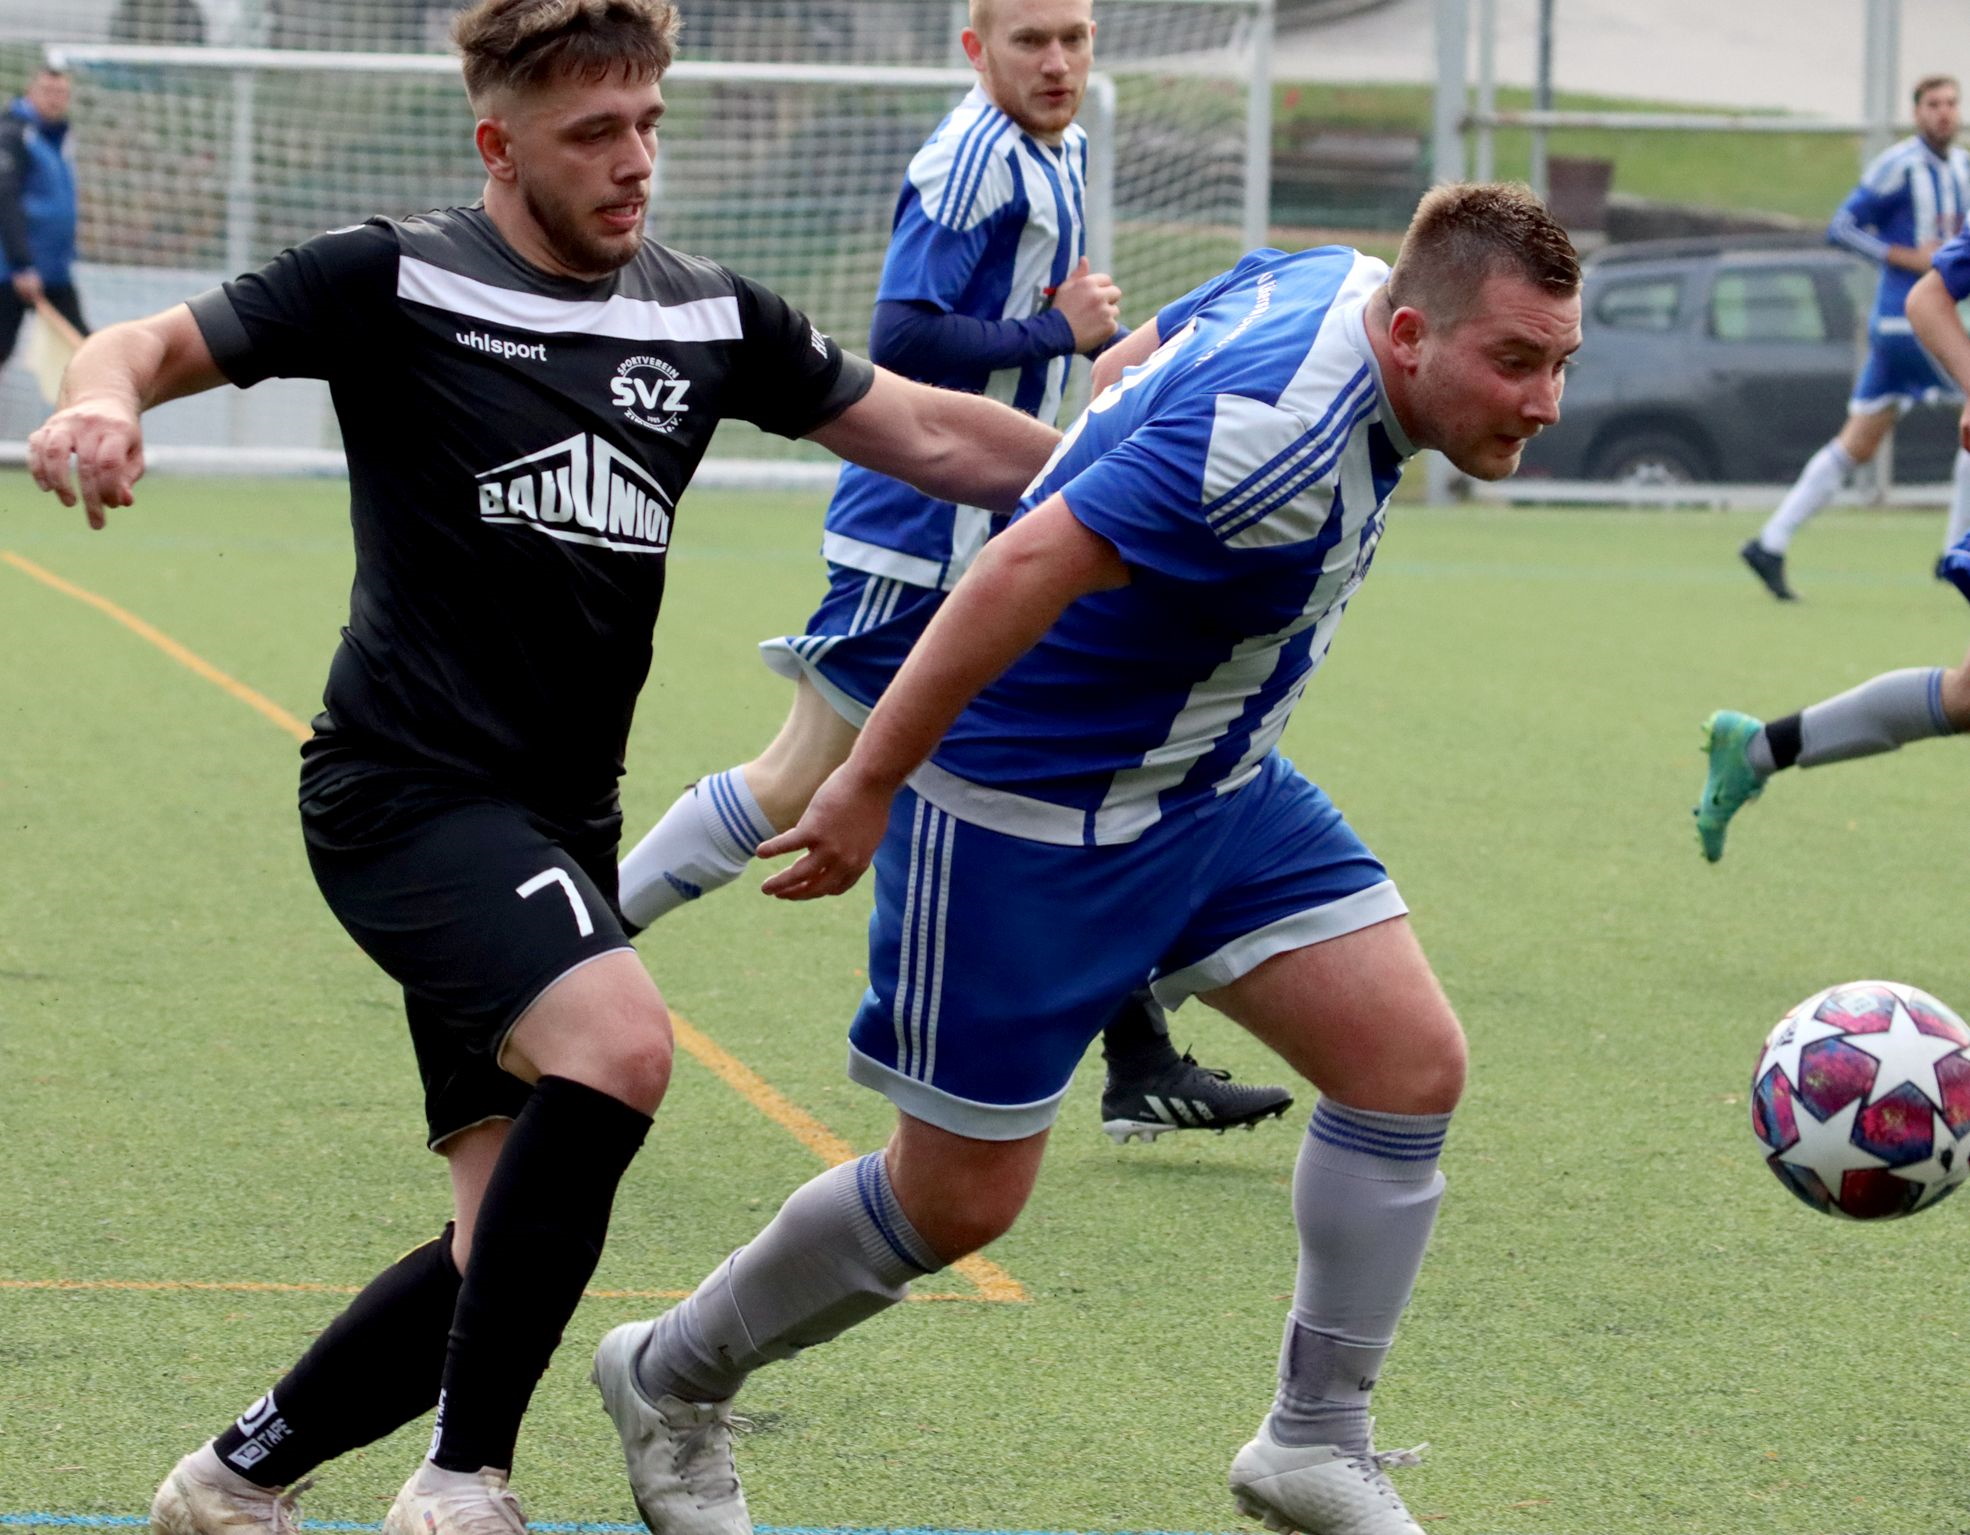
left=1021, top=83, right=1082, bottom=140
left=522, top=178, right=643, bottom=278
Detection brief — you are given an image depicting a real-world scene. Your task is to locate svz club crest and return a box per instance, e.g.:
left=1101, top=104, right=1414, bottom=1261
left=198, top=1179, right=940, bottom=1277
left=611, top=354, right=693, bottom=434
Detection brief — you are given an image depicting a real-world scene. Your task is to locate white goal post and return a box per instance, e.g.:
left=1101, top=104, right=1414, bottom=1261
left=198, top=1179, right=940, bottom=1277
left=0, top=1, right=1275, bottom=483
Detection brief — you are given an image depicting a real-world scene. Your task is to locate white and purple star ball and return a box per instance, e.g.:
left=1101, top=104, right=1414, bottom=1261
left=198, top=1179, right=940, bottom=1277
left=1752, top=980, right=1970, bottom=1220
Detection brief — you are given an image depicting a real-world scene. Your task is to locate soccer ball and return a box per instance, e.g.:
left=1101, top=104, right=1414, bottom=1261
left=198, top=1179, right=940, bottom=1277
left=1751, top=980, right=1970, bottom=1220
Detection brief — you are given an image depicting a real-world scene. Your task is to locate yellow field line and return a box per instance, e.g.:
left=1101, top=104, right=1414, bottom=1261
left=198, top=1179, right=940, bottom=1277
left=3, top=550, right=1027, bottom=1305
left=3, top=550, right=312, bottom=744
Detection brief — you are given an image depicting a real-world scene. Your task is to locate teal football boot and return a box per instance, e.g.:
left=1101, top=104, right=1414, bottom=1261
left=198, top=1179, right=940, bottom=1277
left=1694, top=709, right=1766, bottom=863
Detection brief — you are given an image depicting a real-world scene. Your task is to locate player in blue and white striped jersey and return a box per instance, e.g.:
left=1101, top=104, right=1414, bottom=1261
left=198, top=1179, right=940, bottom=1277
left=601, top=185, right=1582, bottom=1535
left=1744, top=74, right=1970, bottom=600
left=617, top=0, right=1293, bottom=1139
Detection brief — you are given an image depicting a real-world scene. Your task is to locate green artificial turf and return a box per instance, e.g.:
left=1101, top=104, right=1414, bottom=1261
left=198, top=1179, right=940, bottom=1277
left=3, top=475, right=1968, bottom=1534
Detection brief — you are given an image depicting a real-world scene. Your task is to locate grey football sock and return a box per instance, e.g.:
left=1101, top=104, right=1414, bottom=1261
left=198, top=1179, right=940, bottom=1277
left=1796, top=667, right=1954, bottom=768
left=1271, top=1098, right=1449, bottom=1456
left=634, top=1152, right=942, bottom=1404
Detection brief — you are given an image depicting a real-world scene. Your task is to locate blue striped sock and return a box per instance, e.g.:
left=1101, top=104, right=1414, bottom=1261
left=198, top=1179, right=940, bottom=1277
left=697, top=769, right=773, bottom=864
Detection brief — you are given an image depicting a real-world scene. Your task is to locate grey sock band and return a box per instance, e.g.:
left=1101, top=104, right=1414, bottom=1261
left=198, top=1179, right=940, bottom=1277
left=1798, top=667, right=1954, bottom=769
left=1302, top=1098, right=1450, bottom=1182
left=637, top=1153, right=942, bottom=1403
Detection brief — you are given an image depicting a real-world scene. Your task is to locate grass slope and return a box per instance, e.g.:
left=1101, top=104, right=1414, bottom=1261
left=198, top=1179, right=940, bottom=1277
left=1275, top=82, right=1863, bottom=226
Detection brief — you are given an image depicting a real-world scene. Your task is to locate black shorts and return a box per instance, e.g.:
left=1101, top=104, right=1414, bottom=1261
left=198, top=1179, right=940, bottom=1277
left=300, top=753, right=633, bottom=1149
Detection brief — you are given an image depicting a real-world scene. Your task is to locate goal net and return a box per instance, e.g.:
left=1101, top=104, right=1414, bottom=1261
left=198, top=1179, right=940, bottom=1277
left=0, top=1, right=1271, bottom=478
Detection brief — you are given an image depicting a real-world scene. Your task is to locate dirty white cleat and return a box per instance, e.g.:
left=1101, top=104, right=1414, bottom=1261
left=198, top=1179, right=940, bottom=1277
left=150, top=1442, right=311, bottom=1535
left=592, top=1320, right=752, bottom=1535
left=379, top=1462, right=527, bottom=1535
left=1228, top=1419, right=1428, bottom=1535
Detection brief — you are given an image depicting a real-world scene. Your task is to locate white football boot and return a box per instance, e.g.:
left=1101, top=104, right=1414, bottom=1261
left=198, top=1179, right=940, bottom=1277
left=380, top=1462, right=527, bottom=1535
left=592, top=1320, right=752, bottom=1535
left=150, top=1442, right=311, bottom=1535
left=1228, top=1419, right=1429, bottom=1535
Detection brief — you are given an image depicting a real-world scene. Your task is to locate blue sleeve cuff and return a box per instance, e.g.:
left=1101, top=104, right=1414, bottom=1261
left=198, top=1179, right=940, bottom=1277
left=870, top=300, right=1081, bottom=380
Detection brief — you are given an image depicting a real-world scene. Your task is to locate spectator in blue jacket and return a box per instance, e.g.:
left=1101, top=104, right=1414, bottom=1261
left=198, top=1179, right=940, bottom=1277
left=0, top=65, right=88, bottom=368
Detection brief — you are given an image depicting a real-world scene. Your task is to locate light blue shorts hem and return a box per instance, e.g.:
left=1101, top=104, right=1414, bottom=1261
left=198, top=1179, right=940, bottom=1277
left=759, top=639, right=873, bottom=727
left=1848, top=390, right=1954, bottom=415
left=846, top=1042, right=1070, bottom=1140
left=1150, top=878, right=1410, bottom=1009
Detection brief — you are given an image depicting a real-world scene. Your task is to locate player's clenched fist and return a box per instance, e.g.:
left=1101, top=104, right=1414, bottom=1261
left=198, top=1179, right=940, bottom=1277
left=27, top=396, right=144, bottom=529
left=1051, top=255, right=1123, bottom=355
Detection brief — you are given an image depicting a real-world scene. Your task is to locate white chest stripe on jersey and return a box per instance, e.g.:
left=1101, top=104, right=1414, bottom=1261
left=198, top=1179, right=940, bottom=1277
left=398, top=258, right=745, bottom=343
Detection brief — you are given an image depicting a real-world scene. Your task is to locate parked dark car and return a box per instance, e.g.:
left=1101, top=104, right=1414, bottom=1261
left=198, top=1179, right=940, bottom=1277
left=1516, top=235, right=1961, bottom=485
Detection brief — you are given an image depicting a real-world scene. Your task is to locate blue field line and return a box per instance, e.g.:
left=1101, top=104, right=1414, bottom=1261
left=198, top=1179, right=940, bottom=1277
left=1, top=1519, right=1230, bottom=1535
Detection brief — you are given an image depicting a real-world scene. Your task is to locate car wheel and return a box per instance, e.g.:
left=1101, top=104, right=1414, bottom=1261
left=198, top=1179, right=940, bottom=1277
left=1588, top=429, right=1713, bottom=486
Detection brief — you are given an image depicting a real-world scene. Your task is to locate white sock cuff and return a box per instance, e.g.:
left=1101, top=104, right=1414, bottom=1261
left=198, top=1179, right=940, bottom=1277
left=693, top=770, right=774, bottom=864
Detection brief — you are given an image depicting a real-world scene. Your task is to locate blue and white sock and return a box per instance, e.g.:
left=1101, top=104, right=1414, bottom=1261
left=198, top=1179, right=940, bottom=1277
left=618, top=768, right=775, bottom=929
left=1270, top=1098, right=1450, bottom=1455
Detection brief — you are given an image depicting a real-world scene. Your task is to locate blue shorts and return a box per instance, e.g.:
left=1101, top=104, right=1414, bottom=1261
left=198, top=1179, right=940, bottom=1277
left=1851, top=328, right=1959, bottom=413
left=759, top=563, right=945, bottom=725
left=846, top=753, right=1407, bottom=1139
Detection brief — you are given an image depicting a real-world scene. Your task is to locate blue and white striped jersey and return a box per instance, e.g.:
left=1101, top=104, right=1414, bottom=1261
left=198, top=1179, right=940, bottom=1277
left=824, top=85, right=1089, bottom=590
left=1828, top=136, right=1970, bottom=330
left=910, top=246, right=1413, bottom=847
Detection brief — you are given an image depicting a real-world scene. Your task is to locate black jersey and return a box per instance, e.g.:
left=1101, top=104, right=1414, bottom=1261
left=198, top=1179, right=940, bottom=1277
left=188, top=206, right=874, bottom=821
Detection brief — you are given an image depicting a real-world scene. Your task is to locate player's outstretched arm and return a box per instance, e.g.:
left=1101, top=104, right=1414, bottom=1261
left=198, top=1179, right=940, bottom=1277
left=758, top=494, right=1129, bottom=900
left=27, top=304, right=226, bottom=529
left=807, top=366, right=1060, bottom=513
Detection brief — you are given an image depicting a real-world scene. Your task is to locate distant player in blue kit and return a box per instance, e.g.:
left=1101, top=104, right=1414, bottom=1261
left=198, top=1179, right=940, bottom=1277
left=1698, top=224, right=1970, bottom=861
left=591, top=183, right=1582, bottom=1535
left=0, top=63, right=88, bottom=368
left=1742, top=74, right=1970, bottom=601
left=616, top=0, right=1294, bottom=1141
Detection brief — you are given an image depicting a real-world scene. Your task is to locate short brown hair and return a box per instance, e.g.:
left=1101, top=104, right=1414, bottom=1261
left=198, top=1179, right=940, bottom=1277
left=1386, top=181, right=1579, bottom=328
left=1914, top=74, right=1958, bottom=106
left=453, top=0, right=680, bottom=106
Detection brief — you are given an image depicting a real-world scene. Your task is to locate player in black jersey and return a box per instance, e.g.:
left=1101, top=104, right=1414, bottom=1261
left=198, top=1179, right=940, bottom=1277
left=26, top=4, right=1061, bottom=1534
